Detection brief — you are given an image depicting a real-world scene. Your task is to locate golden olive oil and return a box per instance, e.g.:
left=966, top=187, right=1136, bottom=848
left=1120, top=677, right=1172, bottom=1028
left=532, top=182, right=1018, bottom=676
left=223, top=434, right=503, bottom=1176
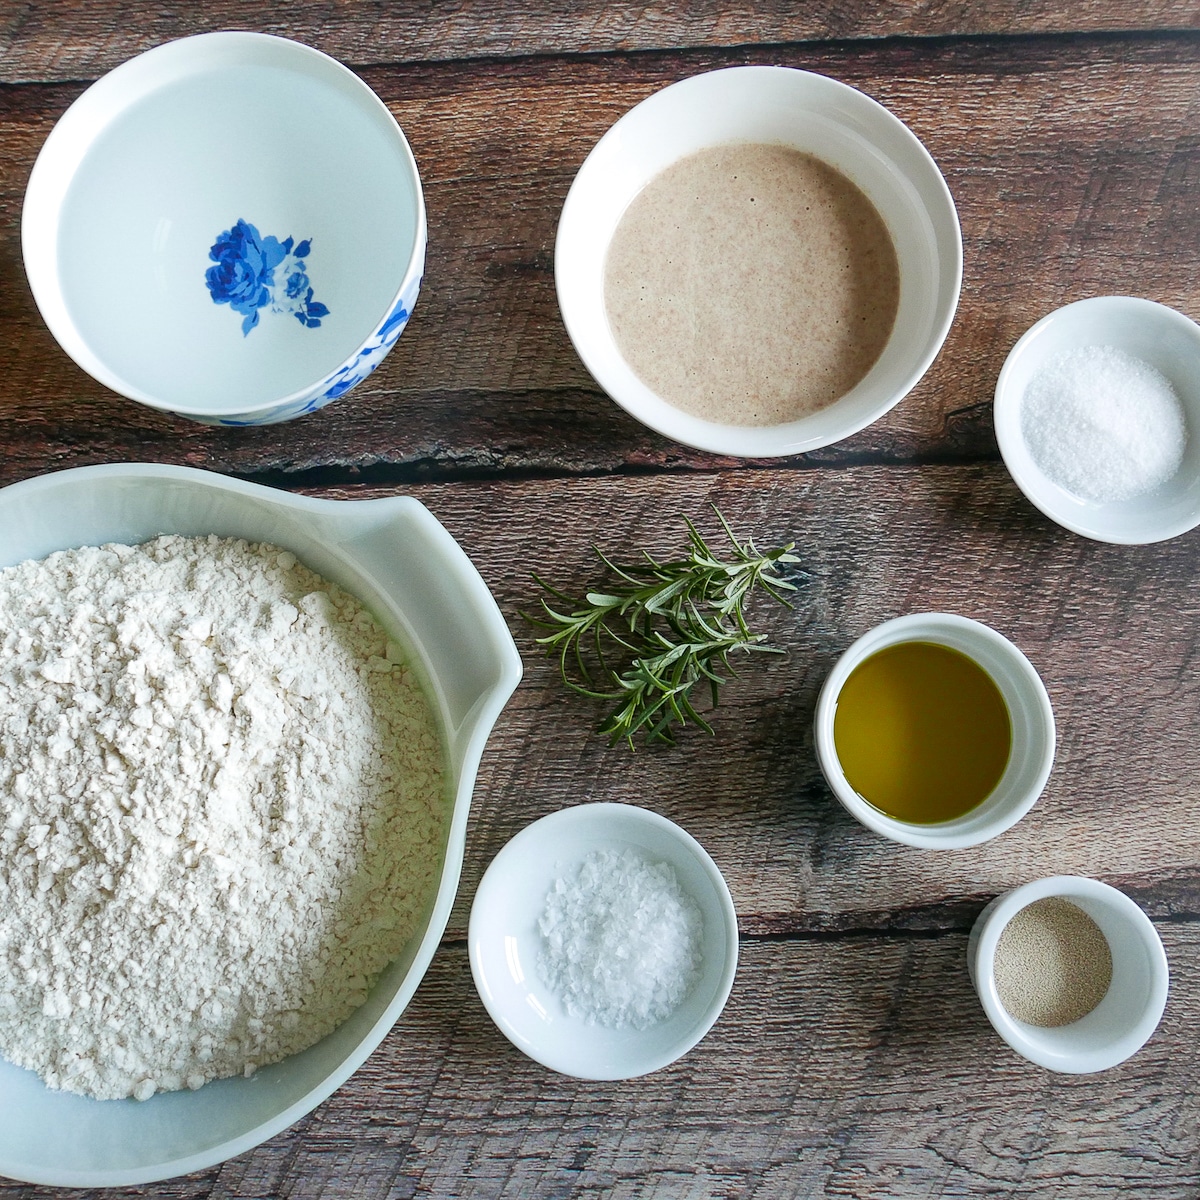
left=832, top=641, right=1012, bottom=824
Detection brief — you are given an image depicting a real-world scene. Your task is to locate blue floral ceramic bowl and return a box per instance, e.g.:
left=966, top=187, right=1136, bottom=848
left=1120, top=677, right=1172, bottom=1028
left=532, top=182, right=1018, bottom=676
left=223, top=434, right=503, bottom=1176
left=22, top=32, right=426, bottom=425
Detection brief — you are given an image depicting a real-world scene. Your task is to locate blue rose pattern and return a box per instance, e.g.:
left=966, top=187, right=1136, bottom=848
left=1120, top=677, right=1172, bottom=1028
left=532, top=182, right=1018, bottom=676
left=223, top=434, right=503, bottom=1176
left=209, top=284, right=419, bottom=426
left=206, top=220, right=330, bottom=336
left=317, top=297, right=410, bottom=402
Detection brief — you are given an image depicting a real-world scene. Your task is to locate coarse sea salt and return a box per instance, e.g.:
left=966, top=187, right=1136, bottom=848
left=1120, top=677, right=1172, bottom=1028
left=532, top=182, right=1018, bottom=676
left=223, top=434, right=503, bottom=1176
left=1020, top=344, right=1187, bottom=503
left=537, top=848, right=703, bottom=1029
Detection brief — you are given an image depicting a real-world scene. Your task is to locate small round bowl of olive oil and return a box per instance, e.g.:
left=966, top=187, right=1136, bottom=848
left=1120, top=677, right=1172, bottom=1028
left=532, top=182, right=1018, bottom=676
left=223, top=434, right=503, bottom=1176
left=813, top=613, right=1056, bottom=849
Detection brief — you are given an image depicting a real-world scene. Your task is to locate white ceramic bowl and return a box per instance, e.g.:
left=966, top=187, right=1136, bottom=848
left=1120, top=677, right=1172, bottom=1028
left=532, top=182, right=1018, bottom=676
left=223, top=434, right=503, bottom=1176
left=555, top=65, right=962, bottom=457
left=22, top=32, right=426, bottom=426
left=0, top=464, right=521, bottom=1187
left=469, top=803, right=738, bottom=1080
left=967, top=876, right=1169, bottom=1073
left=813, top=613, right=1055, bottom=849
left=994, top=296, right=1200, bottom=543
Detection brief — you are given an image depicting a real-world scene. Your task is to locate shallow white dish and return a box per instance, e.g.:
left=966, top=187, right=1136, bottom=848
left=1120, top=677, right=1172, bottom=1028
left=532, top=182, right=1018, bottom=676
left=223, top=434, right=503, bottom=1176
left=469, top=803, right=738, bottom=1080
left=967, top=875, right=1169, bottom=1073
left=0, top=464, right=521, bottom=1187
left=23, top=32, right=426, bottom=426
left=813, top=613, right=1055, bottom=849
left=994, top=296, right=1200, bottom=544
left=555, top=65, right=962, bottom=457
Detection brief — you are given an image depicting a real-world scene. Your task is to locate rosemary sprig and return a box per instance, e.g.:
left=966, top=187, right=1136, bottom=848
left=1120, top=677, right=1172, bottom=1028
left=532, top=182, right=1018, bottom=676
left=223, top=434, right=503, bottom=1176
left=527, top=507, right=802, bottom=747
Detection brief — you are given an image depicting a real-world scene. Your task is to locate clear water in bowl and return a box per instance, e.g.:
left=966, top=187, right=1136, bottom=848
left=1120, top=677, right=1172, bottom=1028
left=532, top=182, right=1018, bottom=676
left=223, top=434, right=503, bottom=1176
left=57, top=63, right=419, bottom=412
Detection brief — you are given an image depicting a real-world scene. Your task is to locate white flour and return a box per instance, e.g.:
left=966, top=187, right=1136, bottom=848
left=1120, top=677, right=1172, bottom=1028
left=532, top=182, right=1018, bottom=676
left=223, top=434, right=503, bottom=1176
left=0, top=535, right=444, bottom=1100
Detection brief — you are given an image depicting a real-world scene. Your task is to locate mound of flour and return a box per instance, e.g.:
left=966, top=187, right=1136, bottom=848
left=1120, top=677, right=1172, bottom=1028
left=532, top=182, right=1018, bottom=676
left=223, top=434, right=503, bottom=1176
left=0, top=535, right=444, bottom=1100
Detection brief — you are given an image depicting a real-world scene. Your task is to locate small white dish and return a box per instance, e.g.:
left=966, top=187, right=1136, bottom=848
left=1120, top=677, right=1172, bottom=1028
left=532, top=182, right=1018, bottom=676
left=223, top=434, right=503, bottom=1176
left=555, top=65, right=962, bottom=457
left=967, top=876, right=1169, bottom=1073
left=813, top=613, right=1055, bottom=849
left=0, top=464, right=521, bottom=1187
left=994, top=296, right=1200, bottom=543
left=22, top=32, right=426, bottom=426
left=469, top=803, right=738, bottom=1080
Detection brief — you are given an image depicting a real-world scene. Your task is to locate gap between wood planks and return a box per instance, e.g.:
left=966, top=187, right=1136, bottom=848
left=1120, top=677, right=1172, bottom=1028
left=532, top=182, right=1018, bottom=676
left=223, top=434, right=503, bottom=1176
left=5, top=23, right=1200, bottom=88
left=438, top=878, right=1200, bottom=945
left=237, top=442, right=998, bottom=492
left=344, top=25, right=1200, bottom=77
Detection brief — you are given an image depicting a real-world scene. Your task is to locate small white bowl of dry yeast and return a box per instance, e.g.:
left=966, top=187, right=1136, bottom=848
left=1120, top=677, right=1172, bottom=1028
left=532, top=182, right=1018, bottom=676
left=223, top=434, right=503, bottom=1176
left=968, top=875, right=1168, bottom=1073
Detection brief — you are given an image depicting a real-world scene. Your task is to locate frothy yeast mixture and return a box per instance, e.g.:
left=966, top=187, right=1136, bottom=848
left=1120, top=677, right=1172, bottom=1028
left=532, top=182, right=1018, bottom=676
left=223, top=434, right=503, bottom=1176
left=604, top=143, right=900, bottom=426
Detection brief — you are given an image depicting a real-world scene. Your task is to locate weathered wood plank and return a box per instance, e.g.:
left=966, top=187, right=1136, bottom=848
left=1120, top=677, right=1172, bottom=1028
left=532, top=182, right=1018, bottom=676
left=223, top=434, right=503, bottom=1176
left=2, top=36, right=1200, bottom=479
left=244, top=464, right=1200, bottom=941
left=2, top=464, right=1193, bottom=1196
left=2, top=2, right=1200, bottom=84
left=1, top=19, right=1198, bottom=1198
left=5, top=931, right=1196, bottom=1199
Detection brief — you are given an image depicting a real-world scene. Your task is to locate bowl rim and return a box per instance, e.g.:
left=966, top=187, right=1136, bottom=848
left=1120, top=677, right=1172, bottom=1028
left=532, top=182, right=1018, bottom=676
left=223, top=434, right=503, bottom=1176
left=968, top=875, right=1169, bottom=1073
left=813, top=612, right=1056, bottom=849
left=554, top=63, right=963, bottom=458
left=0, top=463, right=522, bottom=1187
left=993, top=295, right=1200, bottom=545
left=467, top=801, right=739, bottom=1080
left=21, top=31, right=427, bottom=420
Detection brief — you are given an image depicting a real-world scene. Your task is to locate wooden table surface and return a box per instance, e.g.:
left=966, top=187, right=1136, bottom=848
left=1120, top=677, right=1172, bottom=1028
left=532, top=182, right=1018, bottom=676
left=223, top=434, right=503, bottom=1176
left=4, top=3, right=1200, bottom=1197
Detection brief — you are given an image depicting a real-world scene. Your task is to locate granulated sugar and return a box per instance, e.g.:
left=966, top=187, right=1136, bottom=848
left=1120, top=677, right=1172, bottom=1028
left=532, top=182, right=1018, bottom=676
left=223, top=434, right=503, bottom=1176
left=993, top=896, right=1113, bottom=1027
left=538, top=848, right=703, bottom=1029
left=0, top=535, right=444, bottom=1100
left=1020, top=345, right=1187, bottom=503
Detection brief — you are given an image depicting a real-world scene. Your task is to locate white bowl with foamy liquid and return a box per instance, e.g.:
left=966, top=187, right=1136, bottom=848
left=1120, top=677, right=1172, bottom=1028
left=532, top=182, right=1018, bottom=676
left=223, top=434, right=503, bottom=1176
left=555, top=66, right=963, bottom=457
left=0, top=464, right=522, bottom=1186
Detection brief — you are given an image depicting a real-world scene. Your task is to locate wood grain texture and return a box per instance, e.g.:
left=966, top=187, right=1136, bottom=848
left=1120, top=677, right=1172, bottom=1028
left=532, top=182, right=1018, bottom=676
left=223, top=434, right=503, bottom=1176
left=280, top=468, right=1200, bottom=943
left=4, top=35, right=1200, bottom=482
left=1, top=467, right=1195, bottom=1198
left=3, top=5, right=1200, bottom=1196
left=5, top=932, right=1198, bottom=1200
left=3, top=2, right=1200, bottom=84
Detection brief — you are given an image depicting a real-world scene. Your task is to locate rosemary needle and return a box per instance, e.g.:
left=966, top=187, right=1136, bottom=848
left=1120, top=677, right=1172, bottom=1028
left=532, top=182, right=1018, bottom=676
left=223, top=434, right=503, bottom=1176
left=527, top=507, right=801, bottom=747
